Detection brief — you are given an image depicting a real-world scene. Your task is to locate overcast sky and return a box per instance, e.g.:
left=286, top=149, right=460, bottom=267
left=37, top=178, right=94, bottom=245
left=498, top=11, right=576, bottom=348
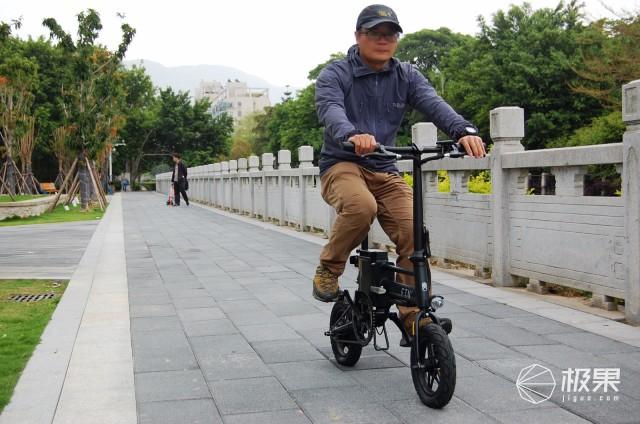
left=3, top=0, right=637, bottom=88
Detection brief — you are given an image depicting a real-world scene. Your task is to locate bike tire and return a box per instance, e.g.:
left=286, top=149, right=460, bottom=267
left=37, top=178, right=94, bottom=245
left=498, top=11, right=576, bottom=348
left=410, top=323, right=456, bottom=408
left=329, top=300, right=362, bottom=366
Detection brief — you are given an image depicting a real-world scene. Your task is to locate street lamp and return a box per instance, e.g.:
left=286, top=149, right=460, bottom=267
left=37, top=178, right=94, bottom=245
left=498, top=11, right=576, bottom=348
left=109, top=140, right=126, bottom=183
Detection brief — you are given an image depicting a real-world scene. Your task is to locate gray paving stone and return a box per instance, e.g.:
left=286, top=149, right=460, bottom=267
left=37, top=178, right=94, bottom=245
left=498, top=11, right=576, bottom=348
left=132, top=316, right=182, bottom=333
left=350, top=367, right=419, bottom=401
left=211, top=376, right=297, bottom=415
left=132, top=330, right=198, bottom=373
left=445, top=293, right=497, bottom=306
left=238, top=323, right=301, bottom=342
left=513, top=344, right=603, bottom=369
left=129, top=293, right=172, bottom=306
left=167, top=288, right=210, bottom=299
left=190, top=334, right=254, bottom=357
left=135, top=370, right=210, bottom=402
left=546, top=332, right=639, bottom=355
left=455, top=373, right=554, bottom=413
left=498, top=316, right=580, bottom=335
left=464, top=303, right=538, bottom=318
left=291, top=386, right=401, bottom=424
left=222, top=409, right=311, bottom=424
left=250, top=339, right=324, bottom=363
left=270, top=301, right=318, bottom=317
left=173, top=296, right=218, bottom=309
left=489, top=405, right=592, bottom=424
left=183, top=319, right=238, bottom=338
left=138, top=399, right=222, bottom=424
left=200, top=352, right=272, bottom=381
left=131, top=304, right=177, bottom=318
left=226, top=309, right=279, bottom=326
left=386, top=397, right=499, bottom=424
left=452, top=337, right=528, bottom=361
left=269, top=360, right=358, bottom=390
left=469, top=323, right=556, bottom=346
left=178, top=307, right=226, bottom=322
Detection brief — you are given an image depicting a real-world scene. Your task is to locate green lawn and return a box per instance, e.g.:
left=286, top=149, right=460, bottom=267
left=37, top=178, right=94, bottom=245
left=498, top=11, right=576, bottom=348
left=0, top=195, right=48, bottom=203
left=0, top=203, right=105, bottom=227
left=0, top=279, right=68, bottom=413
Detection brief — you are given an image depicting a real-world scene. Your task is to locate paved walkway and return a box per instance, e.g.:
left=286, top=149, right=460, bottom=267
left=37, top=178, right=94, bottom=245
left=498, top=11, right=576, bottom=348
left=0, top=220, right=98, bottom=279
left=2, top=192, right=640, bottom=424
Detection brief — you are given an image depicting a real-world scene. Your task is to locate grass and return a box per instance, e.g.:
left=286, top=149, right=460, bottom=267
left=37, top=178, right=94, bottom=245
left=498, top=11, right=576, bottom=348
left=0, top=203, right=105, bottom=227
left=0, top=279, right=68, bottom=413
left=0, top=195, right=47, bottom=203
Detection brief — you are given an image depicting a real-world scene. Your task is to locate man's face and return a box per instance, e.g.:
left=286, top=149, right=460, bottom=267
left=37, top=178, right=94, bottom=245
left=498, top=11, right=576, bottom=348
left=355, top=23, right=400, bottom=66
left=172, top=156, right=178, bottom=163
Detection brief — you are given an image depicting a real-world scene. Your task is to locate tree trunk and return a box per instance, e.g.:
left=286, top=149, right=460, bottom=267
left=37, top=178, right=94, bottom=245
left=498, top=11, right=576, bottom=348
left=78, top=153, right=91, bottom=210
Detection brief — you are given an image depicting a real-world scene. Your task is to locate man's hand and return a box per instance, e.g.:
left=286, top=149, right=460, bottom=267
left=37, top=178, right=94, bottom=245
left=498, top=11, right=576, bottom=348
left=458, top=136, right=486, bottom=158
left=348, top=134, right=377, bottom=155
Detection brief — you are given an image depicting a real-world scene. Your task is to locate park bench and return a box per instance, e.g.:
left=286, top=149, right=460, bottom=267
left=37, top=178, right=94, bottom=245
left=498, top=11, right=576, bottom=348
left=40, top=182, right=57, bottom=194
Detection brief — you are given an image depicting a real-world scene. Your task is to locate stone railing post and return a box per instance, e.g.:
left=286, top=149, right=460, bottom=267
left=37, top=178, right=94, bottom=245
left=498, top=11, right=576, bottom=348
left=298, top=146, right=314, bottom=230
left=412, top=123, right=439, bottom=198
left=238, top=158, right=248, bottom=172
left=220, top=161, right=229, bottom=209
left=623, top=79, right=640, bottom=324
left=212, top=163, right=221, bottom=207
left=299, top=146, right=313, bottom=168
left=449, top=171, right=471, bottom=194
left=248, top=155, right=260, bottom=172
left=490, top=107, right=525, bottom=286
left=278, top=150, right=291, bottom=225
left=551, top=166, right=588, bottom=196
left=229, top=160, right=238, bottom=211
left=248, top=156, right=259, bottom=217
left=262, top=153, right=274, bottom=222
left=237, top=158, right=248, bottom=214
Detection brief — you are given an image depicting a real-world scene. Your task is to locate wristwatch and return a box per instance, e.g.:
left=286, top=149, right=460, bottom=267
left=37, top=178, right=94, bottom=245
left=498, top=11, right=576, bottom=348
left=456, top=126, right=478, bottom=140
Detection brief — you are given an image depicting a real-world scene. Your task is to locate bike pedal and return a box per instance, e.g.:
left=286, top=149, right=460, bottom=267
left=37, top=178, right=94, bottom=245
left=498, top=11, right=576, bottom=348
left=440, top=318, right=452, bottom=334
left=399, top=335, right=411, bottom=347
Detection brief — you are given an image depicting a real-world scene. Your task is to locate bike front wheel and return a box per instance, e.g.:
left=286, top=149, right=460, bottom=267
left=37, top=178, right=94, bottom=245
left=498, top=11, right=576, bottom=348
left=329, top=300, right=362, bottom=366
left=410, top=323, right=456, bottom=408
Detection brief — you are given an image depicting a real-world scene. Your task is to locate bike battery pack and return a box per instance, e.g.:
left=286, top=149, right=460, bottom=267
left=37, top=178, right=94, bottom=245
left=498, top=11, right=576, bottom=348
left=357, top=249, right=395, bottom=294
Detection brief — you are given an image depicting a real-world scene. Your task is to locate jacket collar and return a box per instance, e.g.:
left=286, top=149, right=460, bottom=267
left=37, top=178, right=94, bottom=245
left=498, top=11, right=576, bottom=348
left=348, top=45, right=399, bottom=78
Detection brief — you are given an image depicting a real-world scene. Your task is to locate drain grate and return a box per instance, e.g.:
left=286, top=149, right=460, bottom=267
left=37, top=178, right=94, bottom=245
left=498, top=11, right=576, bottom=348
left=8, top=293, right=56, bottom=303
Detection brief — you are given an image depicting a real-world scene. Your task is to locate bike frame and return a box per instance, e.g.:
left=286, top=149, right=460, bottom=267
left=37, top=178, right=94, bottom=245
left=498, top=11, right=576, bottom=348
left=331, top=141, right=465, bottom=347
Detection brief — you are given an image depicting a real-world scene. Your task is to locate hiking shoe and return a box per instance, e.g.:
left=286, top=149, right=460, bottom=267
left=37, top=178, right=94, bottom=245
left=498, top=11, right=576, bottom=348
left=312, top=264, right=340, bottom=302
left=402, top=312, right=452, bottom=337
left=402, top=310, right=433, bottom=337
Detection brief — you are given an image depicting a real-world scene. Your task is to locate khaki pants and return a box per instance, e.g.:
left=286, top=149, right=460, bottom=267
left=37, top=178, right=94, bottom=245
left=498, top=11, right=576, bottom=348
left=319, top=161, right=419, bottom=319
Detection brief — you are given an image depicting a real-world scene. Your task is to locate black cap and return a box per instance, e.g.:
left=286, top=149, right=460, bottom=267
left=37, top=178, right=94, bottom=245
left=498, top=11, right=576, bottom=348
left=356, top=4, right=402, bottom=33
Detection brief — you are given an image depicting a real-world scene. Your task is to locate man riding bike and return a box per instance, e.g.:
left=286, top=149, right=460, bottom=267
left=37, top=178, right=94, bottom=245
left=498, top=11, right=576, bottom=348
left=313, top=4, right=486, bottom=337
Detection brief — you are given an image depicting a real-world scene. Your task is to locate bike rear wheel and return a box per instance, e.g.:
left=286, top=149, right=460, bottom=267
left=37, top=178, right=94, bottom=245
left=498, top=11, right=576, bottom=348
left=410, top=323, right=456, bottom=408
left=329, top=300, right=362, bottom=366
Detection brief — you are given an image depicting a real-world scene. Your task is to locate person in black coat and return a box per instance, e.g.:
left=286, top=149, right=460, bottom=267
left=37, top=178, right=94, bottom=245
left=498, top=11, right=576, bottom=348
left=171, top=153, right=189, bottom=206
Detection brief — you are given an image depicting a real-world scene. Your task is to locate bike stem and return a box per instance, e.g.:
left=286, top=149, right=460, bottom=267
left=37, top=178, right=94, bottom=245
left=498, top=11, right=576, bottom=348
left=410, top=147, right=430, bottom=310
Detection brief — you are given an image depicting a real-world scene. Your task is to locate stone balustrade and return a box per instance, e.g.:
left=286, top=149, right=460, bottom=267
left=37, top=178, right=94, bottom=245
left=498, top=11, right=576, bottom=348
left=157, top=80, right=640, bottom=324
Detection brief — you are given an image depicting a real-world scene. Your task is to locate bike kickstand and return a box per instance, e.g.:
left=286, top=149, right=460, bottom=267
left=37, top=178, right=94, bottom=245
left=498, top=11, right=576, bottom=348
left=373, top=324, right=390, bottom=351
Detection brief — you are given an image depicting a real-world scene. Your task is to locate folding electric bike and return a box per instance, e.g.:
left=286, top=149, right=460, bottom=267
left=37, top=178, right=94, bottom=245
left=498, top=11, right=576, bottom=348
left=324, top=140, right=466, bottom=409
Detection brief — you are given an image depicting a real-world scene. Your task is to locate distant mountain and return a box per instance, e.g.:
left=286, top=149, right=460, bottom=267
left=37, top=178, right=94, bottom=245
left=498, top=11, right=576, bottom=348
left=123, top=59, right=291, bottom=105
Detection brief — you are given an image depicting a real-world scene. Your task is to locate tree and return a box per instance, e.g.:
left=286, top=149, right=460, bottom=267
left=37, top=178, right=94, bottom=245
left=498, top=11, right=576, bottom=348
left=442, top=1, right=603, bottom=149
left=117, top=66, right=157, bottom=186
left=42, top=9, right=135, bottom=209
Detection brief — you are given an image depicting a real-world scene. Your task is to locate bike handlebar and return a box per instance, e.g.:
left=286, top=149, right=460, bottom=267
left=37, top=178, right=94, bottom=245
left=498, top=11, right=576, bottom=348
left=341, top=140, right=467, bottom=161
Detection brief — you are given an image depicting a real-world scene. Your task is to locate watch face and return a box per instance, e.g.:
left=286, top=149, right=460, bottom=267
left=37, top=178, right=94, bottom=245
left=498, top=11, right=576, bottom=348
left=465, top=126, right=477, bottom=134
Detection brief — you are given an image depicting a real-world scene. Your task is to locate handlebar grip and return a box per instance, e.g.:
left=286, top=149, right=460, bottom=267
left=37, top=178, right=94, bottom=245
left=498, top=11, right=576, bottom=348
left=448, top=143, right=467, bottom=158
left=341, top=141, right=355, bottom=152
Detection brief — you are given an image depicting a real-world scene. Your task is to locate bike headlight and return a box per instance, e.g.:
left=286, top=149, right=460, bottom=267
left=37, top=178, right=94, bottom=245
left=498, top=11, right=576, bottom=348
left=430, top=296, right=445, bottom=310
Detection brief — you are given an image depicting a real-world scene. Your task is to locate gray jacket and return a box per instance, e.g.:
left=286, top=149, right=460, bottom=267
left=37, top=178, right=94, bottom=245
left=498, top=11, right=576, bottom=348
left=316, top=45, right=475, bottom=175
